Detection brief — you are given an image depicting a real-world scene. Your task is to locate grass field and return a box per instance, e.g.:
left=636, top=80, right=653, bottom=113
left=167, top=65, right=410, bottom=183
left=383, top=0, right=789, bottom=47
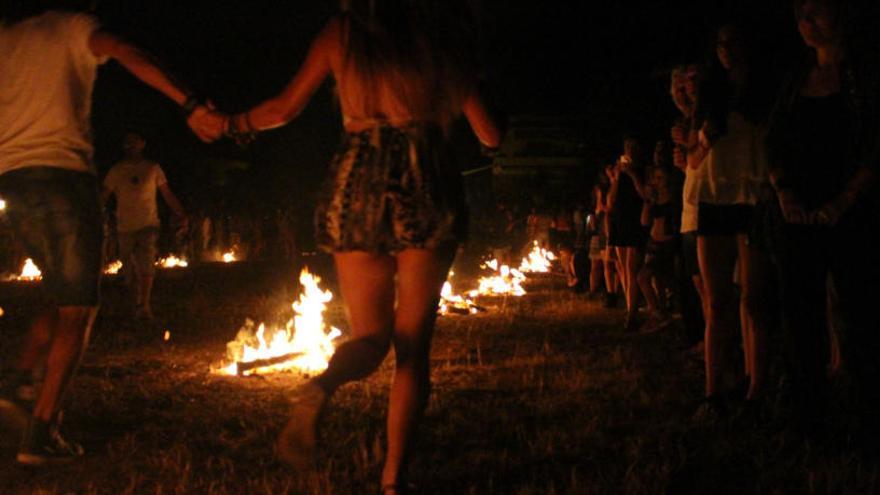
left=1, top=254, right=878, bottom=494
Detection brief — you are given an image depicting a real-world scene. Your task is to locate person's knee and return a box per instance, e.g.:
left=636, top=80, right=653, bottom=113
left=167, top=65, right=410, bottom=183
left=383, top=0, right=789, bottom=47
left=359, top=334, right=391, bottom=363
left=704, top=290, right=731, bottom=323
left=392, top=335, right=430, bottom=367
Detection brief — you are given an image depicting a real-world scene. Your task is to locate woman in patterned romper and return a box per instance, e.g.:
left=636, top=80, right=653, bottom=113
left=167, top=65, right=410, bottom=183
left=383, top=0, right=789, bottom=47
left=218, top=1, right=501, bottom=492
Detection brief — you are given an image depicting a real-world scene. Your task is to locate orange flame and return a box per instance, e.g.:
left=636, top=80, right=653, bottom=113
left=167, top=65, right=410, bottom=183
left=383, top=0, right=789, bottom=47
left=518, top=241, right=557, bottom=273
left=438, top=272, right=482, bottom=315
left=17, top=258, right=42, bottom=281
left=215, top=268, right=342, bottom=376
left=156, top=255, right=188, bottom=268
left=104, top=260, right=123, bottom=275
left=476, top=259, right=526, bottom=296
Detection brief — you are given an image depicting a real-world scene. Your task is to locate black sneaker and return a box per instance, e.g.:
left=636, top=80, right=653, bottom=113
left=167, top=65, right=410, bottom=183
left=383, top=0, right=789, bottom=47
left=17, top=418, right=84, bottom=466
left=0, top=372, right=36, bottom=432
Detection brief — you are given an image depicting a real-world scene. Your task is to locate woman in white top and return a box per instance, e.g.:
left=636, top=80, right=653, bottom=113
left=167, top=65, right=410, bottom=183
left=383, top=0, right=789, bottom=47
left=686, top=22, right=773, bottom=417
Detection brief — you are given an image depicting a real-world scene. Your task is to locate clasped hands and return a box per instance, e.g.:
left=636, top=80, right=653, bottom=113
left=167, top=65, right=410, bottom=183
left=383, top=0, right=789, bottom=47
left=777, top=189, right=852, bottom=227
left=186, top=103, right=255, bottom=146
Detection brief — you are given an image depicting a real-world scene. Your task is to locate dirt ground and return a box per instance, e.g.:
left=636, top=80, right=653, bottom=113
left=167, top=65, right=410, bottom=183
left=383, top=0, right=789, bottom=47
left=1, top=255, right=878, bottom=494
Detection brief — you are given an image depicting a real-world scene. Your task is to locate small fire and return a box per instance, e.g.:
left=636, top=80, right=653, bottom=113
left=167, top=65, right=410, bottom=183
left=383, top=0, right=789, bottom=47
left=156, top=255, right=188, bottom=268
left=438, top=273, right=484, bottom=315
left=215, top=268, right=342, bottom=376
left=104, top=260, right=123, bottom=275
left=476, top=259, right=526, bottom=296
left=222, top=251, right=236, bottom=263
left=0, top=198, right=6, bottom=210
left=17, top=258, right=42, bottom=281
left=518, top=241, right=557, bottom=273
left=164, top=330, right=171, bottom=341
left=0, top=306, right=4, bottom=317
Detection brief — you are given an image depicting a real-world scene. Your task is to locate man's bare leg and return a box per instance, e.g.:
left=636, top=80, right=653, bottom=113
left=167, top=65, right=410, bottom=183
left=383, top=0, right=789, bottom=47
left=31, top=306, right=97, bottom=422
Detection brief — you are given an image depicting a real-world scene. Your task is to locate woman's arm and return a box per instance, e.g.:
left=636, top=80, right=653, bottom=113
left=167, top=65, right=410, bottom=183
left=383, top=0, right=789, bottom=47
left=605, top=167, right=620, bottom=213
left=229, top=18, right=338, bottom=132
left=686, top=122, right=711, bottom=169
left=640, top=199, right=652, bottom=227
left=462, top=91, right=502, bottom=148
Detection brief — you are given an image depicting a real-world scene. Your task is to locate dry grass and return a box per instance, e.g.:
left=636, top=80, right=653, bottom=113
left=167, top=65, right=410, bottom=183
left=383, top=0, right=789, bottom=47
left=1, top=256, right=878, bottom=494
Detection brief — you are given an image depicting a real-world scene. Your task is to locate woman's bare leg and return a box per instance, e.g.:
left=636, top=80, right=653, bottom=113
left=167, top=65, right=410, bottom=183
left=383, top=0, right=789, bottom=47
left=738, top=236, right=769, bottom=400
left=623, top=247, right=643, bottom=315
left=590, top=259, right=604, bottom=294
left=277, top=251, right=396, bottom=469
left=381, top=246, right=453, bottom=488
left=314, top=252, right=397, bottom=393
left=698, top=235, right=738, bottom=398
left=604, top=248, right=618, bottom=295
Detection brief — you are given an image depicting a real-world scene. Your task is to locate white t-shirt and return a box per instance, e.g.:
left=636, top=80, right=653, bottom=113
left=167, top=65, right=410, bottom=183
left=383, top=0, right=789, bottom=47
left=693, top=111, right=767, bottom=206
left=104, top=159, right=168, bottom=233
left=0, top=11, right=108, bottom=176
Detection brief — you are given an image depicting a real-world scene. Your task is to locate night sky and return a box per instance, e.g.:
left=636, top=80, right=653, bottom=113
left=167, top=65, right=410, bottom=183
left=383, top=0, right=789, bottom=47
left=88, top=1, right=800, bottom=220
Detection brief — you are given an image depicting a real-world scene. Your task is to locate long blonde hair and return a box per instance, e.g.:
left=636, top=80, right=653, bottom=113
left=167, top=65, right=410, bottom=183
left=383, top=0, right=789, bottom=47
left=337, top=0, right=480, bottom=126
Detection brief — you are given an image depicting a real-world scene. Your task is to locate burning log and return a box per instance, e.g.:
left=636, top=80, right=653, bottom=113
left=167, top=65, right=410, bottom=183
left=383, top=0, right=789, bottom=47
left=213, top=268, right=342, bottom=376
left=236, top=352, right=305, bottom=375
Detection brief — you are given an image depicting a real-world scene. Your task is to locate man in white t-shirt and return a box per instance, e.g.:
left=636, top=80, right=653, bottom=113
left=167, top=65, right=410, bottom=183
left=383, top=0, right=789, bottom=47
left=103, top=131, right=188, bottom=320
left=0, top=2, right=221, bottom=466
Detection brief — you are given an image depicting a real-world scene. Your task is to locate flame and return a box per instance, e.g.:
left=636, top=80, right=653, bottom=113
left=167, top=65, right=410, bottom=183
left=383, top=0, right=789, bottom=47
left=0, top=198, right=6, bottom=210
left=215, top=268, right=342, bottom=376
left=104, top=260, right=123, bottom=274
left=156, top=255, right=189, bottom=268
left=17, top=258, right=42, bottom=281
left=518, top=241, right=557, bottom=273
left=476, top=259, right=526, bottom=296
left=164, top=330, right=171, bottom=341
left=0, top=306, right=4, bottom=317
left=222, top=251, right=236, bottom=263
left=438, top=272, right=483, bottom=315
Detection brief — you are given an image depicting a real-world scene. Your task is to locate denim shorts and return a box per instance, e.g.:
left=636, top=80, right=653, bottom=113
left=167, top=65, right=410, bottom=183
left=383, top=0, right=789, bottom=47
left=0, top=167, right=102, bottom=306
left=118, top=227, right=159, bottom=276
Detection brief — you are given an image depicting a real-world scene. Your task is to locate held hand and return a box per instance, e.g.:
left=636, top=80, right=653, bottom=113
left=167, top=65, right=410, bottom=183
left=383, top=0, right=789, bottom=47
left=187, top=105, right=226, bottom=143
left=777, top=189, right=809, bottom=225
left=811, top=192, right=854, bottom=227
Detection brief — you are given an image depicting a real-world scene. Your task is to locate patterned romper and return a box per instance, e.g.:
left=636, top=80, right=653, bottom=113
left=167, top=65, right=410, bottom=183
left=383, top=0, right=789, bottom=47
left=315, top=120, right=467, bottom=254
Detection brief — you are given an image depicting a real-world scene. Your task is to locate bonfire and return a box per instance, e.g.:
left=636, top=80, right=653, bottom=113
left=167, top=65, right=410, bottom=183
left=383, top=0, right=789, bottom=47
left=476, top=259, right=527, bottom=297
left=104, top=260, right=123, bottom=275
left=156, top=255, right=188, bottom=268
left=215, top=268, right=342, bottom=376
left=438, top=272, right=485, bottom=315
left=518, top=241, right=557, bottom=273
left=16, top=258, right=42, bottom=281
left=222, top=251, right=237, bottom=263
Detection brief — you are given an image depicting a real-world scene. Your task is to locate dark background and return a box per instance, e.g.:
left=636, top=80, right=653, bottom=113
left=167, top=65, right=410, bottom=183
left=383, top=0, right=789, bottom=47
left=87, top=1, right=804, bottom=238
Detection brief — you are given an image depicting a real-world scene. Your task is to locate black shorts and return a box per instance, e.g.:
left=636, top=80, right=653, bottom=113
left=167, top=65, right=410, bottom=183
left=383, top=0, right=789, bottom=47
left=0, top=167, right=103, bottom=306
left=697, top=203, right=753, bottom=237
left=643, top=238, right=678, bottom=276
left=607, top=211, right=645, bottom=248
